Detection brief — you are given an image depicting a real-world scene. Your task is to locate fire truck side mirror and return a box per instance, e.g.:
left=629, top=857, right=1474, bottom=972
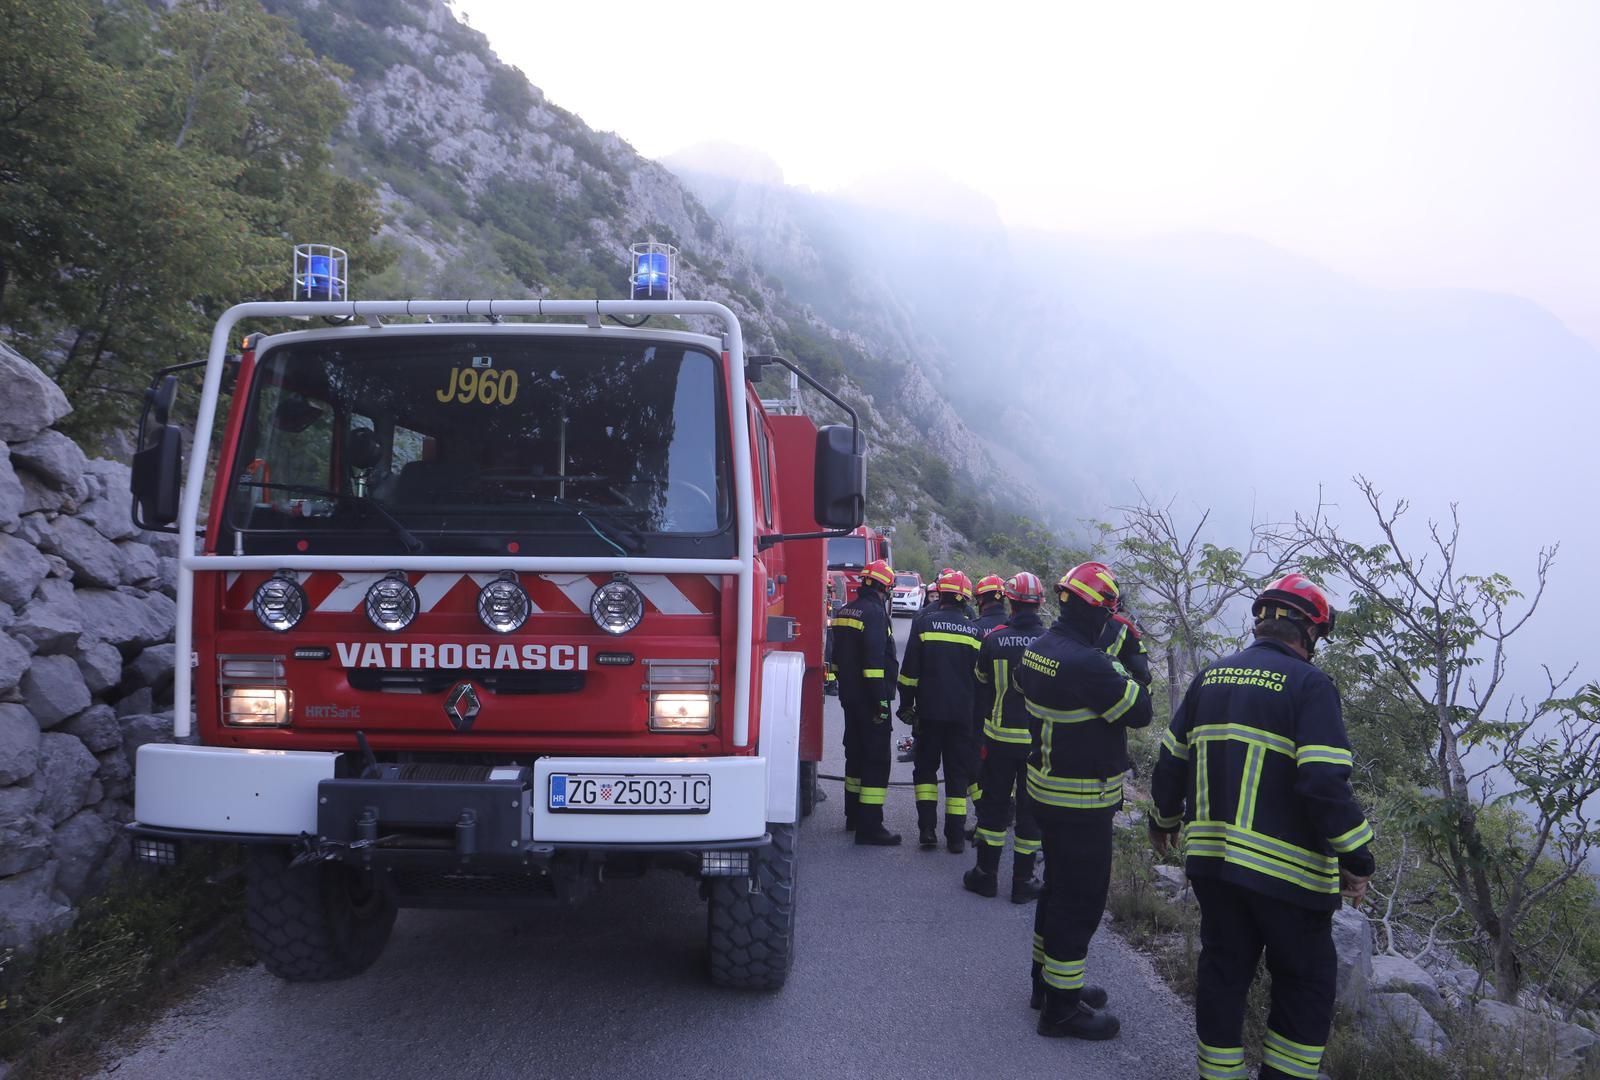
left=813, top=424, right=866, bottom=529
left=131, top=376, right=183, bottom=529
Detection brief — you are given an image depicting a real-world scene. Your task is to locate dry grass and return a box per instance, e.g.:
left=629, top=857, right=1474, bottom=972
left=0, top=848, right=250, bottom=1078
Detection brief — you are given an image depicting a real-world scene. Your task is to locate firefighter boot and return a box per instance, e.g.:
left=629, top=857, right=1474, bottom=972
left=853, top=805, right=902, bottom=847
left=917, top=801, right=938, bottom=850
left=843, top=789, right=859, bottom=832
left=1037, top=989, right=1120, bottom=1041
left=945, top=813, right=966, bottom=855
left=1030, top=965, right=1108, bottom=1010
left=966, top=839, right=1001, bottom=896
left=962, top=868, right=998, bottom=897
left=1011, top=875, right=1044, bottom=904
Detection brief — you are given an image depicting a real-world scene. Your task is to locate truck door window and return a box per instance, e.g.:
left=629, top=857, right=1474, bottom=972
left=241, top=385, right=333, bottom=499
left=754, top=411, right=774, bottom=527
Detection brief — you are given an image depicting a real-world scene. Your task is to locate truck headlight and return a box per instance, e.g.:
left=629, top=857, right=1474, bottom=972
left=477, top=571, right=530, bottom=634
left=590, top=576, right=644, bottom=635
left=222, top=686, right=291, bottom=727
left=365, top=571, right=418, bottom=632
left=649, top=691, right=715, bottom=732
left=253, top=571, right=306, bottom=632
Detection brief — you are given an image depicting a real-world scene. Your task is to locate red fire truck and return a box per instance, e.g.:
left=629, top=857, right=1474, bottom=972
left=825, top=523, right=893, bottom=604
left=126, top=245, right=864, bottom=989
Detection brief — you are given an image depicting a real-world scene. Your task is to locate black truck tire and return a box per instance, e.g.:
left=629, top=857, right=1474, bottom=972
left=244, top=847, right=397, bottom=981
left=707, top=822, right=796, bottom=990
left=799, top=761, right=818, bottom=818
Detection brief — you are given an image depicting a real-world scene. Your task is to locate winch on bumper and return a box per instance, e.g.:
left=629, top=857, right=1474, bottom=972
left=131, top=744, right=772, bottom=888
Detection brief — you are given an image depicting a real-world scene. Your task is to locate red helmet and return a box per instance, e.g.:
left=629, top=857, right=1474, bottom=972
left=1057, top=561, right=1120, bottom=609
left=1252, top=573, right=1334, bottom=631
left=1005, top=571, right=1045, bottom=603
left=936, top=569, right=973, bottom=598
left=975, top=574, right=1006, bottom=599
left=861, top=559, right=894, bottom=589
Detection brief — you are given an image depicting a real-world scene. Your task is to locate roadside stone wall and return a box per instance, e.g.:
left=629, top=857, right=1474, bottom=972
left=0, top=342, right=180, bottom=950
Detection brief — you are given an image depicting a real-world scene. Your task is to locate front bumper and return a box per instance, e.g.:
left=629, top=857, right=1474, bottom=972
left=134, top=744, right=771, bottom=854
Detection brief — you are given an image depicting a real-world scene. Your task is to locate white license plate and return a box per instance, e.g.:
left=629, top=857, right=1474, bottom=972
left=548, top=773, right=711, bottom=814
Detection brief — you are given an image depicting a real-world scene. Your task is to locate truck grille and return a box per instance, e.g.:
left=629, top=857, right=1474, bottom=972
left=346, top=669, right=585, bottom=695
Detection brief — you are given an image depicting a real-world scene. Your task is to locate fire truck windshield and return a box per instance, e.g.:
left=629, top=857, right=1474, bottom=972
left=826, top=536, right=868, bottom=569
left=222, top=335, right=732, bottom=557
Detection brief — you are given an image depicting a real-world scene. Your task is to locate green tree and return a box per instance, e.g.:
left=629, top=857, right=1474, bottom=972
left=2, top=0, right=385, bottom=435
left=1298, top=478, right=1600, bottom=1003
left=1109, top=495, right=1304, bottom=717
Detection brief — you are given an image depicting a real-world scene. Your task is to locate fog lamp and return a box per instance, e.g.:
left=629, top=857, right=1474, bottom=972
left=253, top=571, right=306, bottom=632
left=222, top=686, right=291, bottom=727
left=477, top=571, right=530, bottom=634
left=590, top=576, right=644, bottom=635
left=133, top=838, right=179, bottom=867
left=649, top=691, right=715, bottom=732
left=366, top=571, right=418, bottom=632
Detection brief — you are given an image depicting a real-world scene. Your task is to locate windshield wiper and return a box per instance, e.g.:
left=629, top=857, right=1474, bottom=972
left=536, top=497, right=644, bottom=555
left=233, top=481, right=427, bottom=554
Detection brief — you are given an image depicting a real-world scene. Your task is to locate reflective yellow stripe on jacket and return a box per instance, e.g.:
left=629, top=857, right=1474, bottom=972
left=983, top=658, right=1030, bottom=744
left=920, top=631, right=981, bottom=648
left=1026, top=767, right=1124, bottom=810
left=1182, top=820, right=1339, bottom=894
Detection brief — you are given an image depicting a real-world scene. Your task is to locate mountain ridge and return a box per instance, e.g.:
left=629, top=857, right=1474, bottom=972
left=256, top=0, right=1065, bottom=573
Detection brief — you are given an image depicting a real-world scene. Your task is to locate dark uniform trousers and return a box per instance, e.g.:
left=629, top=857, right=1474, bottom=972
left=1031, top=807, right=1115, bottom=998
left=973, top=748, right=1041, bottom=878
left=912, top=720, right=973, bottom=835
left=841, top=699, right=891, bottom=817
left=1192, top=877, right=1336, bottom=1080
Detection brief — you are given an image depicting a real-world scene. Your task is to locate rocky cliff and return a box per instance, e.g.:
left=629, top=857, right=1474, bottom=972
left=0, top=343, right=179, bottom=950
left=259, top=0, right=1029, bottom=548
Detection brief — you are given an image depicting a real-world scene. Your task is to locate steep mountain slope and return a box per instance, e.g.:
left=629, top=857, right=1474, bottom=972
left=667, top=149, right=1599, bottom=676
left=258, top=0, right=1044, bottom=568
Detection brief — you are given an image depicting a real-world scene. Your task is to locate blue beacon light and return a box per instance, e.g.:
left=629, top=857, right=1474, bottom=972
left=301, top=255, right=341, bottom=300
left=632, top=251, right=670, bottom=301
left=291, top=243, right=348, bottom=302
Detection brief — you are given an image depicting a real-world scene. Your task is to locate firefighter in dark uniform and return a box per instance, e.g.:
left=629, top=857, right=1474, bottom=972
left=1098, top=607, right=1151, bottom=685
left=830, top=559, right=901, bottom=846
left=1150, top=574, right=1374, bottom=1080
left=966, top=573, right=1009, bottom=809
left=974, top=574, right=1009, bottom=634
left=897, top=570, right=982, bottom=852
left=964, top=572, right=1047, bottom=902
left=1015, top=561, right=1152, bottom=1041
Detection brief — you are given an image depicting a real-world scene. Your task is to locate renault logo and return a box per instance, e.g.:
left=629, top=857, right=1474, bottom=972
left=444, top=682, right=481, bottom=732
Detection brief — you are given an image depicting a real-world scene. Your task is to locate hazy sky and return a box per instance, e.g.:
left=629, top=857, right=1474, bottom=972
left=456, top=0, right=1599, bottom=345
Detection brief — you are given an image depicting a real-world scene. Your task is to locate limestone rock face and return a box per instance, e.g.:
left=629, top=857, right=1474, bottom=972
left=0, top=342, right=177, bottom=953
left=1332, top=906, right=1374, bottom=1006
left=1362, top=991, right=1450, bottom=1055
left=39, top=514, right=122, bottom=589
left=34, top=731, right=100, bottom=825
left=22, top=654, right=93, bottom=728
left=1370, top=954, right=1445, bottom=1015
left=0, top=862, right=74, bottom=949
left=11, top=430, right=88, bottom=490
left=0, top=342, right=71, bottom=442
left=0, top=532, right=50, bottom=607
left=0, top=705, right=43, bottom=786
left=74, top=587, right=175, bottom=647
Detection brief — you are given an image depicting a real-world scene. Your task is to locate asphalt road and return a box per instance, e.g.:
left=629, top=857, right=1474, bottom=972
left=95, top=614, right=1194, bottom=1080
